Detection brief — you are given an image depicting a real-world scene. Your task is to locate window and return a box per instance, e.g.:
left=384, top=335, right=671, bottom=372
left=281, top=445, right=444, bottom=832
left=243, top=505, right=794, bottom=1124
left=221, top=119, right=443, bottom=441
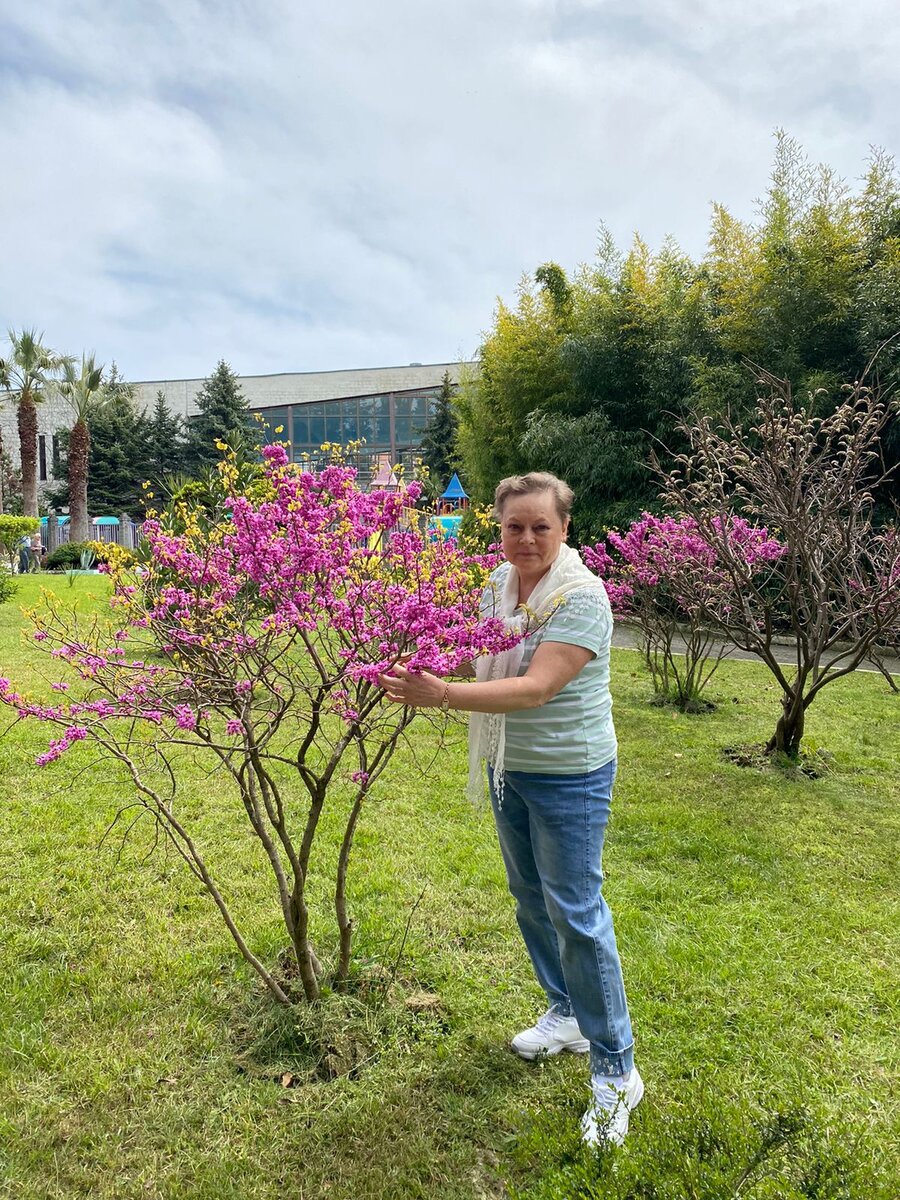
left=257, top=406, right=290, bottom=444
left=324, top=401, right=342, bottom=443
left=375, top=412, right=391, bottom=445
left=307, top=403, right=325, bottom=448
left=291, top=405, right=309, bottom=445
left=340, top=399, right=359, bottom=443
left=358, top=401, right=390, bottom=446
left=394, top=417, right=417, bottom=447
left=39, top=435, right=47, bottom=482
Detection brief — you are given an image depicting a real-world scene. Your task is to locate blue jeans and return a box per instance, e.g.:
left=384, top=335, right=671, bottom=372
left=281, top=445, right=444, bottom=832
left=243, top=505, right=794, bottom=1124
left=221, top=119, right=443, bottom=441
left=488, top=760, right=634, bottom=1077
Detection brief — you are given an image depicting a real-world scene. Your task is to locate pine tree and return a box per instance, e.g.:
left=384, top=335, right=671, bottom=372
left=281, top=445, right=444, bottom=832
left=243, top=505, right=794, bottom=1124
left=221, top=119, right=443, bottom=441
left=419, top=371, right=458, bottom=491
left=146, top=389, right=186, bottom=479
left=184, top=360, right=255, bottom=474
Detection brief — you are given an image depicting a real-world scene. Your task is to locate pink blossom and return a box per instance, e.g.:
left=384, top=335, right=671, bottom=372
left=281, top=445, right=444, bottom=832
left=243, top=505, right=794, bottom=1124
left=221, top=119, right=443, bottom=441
left=175, top=705, right=197, bottom=731
left=2, top=454, right=518, bottom=770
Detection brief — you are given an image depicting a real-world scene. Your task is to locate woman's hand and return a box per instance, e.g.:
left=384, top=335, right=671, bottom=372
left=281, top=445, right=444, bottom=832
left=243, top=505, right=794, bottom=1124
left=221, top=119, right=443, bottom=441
left=378, top=665, right=446, bottom=708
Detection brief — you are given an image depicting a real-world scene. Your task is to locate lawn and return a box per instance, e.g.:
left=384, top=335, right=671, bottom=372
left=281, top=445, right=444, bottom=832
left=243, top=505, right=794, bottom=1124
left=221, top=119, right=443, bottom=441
left=1, top=576, right=898, bottom=1199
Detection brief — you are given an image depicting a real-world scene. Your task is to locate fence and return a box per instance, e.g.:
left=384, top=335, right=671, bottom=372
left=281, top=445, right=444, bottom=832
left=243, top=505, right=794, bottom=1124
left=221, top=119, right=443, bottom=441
left=41, top=516, right=144, bottom=554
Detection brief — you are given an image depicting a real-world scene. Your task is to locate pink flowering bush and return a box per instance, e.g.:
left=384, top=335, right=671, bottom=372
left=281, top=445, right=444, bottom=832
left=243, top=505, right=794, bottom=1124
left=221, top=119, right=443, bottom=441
left=657, top=380, right=900, bottom=757
left=0, top=444, right=516, bottom=1004
left=584, top=514, right=784, bottom=711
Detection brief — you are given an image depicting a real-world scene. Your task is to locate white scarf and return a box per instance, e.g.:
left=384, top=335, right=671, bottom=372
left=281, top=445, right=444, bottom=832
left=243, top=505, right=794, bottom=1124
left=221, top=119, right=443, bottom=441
left=468, top=543, right=606, bottom=804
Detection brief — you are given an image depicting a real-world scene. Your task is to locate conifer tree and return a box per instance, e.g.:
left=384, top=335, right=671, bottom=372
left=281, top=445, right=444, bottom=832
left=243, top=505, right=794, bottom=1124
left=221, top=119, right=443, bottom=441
left=184, top=361, right=255, bottom=474
left=419, top=371, right=458, bottom=491
left=146, top=389, right=186, bottom=479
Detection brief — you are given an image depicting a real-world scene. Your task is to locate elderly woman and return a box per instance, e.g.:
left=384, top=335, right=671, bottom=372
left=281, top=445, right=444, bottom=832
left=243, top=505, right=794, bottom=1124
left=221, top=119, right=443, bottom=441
left=380, top=471, right=641, bottom=1146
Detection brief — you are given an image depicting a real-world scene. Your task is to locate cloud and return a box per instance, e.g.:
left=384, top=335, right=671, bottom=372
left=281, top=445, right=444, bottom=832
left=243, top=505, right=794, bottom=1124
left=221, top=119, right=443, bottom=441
left=1, top=0, right=898, bottom=381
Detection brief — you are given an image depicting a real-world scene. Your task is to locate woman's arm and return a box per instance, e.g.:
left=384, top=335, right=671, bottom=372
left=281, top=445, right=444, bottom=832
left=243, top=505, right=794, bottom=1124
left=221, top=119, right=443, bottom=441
left=379, top=641, right=593, bottom=713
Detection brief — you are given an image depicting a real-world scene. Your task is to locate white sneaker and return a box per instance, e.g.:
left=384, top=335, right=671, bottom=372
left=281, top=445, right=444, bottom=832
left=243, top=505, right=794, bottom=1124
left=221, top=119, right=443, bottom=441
left=511, top=1008, right=590, bottom=1060
left=581, top=1067, right=644, bottom=1147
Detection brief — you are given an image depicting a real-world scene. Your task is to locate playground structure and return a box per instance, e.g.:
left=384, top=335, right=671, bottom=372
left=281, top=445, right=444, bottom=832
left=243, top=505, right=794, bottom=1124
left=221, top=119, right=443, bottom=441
left=429, top=471, right=469, bottom=541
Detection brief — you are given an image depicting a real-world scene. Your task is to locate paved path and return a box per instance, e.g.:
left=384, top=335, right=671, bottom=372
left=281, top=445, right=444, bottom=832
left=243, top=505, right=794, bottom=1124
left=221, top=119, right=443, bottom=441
left=610, top=621, right=900, bottom=678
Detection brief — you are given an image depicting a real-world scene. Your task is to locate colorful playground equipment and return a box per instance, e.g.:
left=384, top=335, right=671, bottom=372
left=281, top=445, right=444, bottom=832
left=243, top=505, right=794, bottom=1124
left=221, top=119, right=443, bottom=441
left=428, top=472, right=469, bottom=541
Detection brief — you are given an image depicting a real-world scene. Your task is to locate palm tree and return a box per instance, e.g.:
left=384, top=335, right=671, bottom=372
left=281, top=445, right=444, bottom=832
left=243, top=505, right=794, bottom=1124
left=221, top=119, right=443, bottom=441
left=0, top=329, right=70, bottom=517
left=58, top=355, right=107, bottom=542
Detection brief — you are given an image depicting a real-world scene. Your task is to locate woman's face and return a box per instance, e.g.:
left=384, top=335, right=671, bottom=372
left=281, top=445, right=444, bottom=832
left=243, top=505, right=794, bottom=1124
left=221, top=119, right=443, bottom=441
left=499, top=490, right=569, bottom=580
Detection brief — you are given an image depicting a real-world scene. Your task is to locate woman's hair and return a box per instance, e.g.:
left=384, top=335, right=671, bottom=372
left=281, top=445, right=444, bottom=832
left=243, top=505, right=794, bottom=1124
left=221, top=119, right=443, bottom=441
left=493, top=471, right=574, bottom=522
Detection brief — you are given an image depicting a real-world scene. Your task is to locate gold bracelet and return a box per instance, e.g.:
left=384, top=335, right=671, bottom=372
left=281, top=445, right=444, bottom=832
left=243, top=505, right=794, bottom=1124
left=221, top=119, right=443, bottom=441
left=440, top=683, right=451, bottom=712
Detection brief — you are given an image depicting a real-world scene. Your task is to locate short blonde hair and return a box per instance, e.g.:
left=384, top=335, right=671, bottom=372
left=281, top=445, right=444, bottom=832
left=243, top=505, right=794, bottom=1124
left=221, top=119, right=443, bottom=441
left=493, top=471, right=574, bottom=522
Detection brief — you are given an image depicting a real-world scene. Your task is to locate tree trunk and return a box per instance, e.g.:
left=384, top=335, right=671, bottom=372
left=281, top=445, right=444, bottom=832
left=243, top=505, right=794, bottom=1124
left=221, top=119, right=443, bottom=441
left=288, top=873, right=321, bottom=1002
left=68, top=420, right=91, bottom=542
left=18, top=394, right=38, bottom=518
left=766, top=693, right=806, bottom=758
left=334, top=788, right=367, bottom=988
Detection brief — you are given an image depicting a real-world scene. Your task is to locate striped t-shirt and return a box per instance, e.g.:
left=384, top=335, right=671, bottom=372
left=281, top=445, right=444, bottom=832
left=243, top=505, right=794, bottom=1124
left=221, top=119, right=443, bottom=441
left=480, top=563, right=617, bottom=774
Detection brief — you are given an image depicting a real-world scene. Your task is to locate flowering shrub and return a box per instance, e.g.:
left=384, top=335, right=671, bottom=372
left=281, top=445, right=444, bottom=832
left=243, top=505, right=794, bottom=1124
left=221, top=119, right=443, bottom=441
left=584, top=513, right=784, bottom=711
left=0, top=444, right=516, bottom=1004
left=657, top=381, right=900, bottom=756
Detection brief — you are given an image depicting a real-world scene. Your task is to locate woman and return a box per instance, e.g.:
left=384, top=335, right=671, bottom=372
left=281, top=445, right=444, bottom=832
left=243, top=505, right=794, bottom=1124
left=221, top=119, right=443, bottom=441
left=380, top=471, right=641, bottom=1147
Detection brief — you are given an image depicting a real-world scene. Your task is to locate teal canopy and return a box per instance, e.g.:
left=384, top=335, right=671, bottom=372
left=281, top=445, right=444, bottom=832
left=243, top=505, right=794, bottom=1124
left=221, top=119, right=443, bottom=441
left=92, top=516, right=120, bottom=526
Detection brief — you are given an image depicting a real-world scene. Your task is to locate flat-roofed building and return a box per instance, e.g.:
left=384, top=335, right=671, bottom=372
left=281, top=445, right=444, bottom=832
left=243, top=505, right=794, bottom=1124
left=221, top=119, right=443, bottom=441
left=1, top=360, right=472, bottom=497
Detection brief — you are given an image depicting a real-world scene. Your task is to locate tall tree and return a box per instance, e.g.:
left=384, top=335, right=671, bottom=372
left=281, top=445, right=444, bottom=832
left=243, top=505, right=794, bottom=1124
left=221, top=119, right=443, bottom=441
left=57, top=355, right=109, bottom=541
left=418, top=371, right=458, bottom=491
left=48, top=367, right=153, bottom=520
left=0, top=434, right=23, bottom=515
left=458, top=138, right=900, bottom=535
left=0, top=329, right=70, bottom=517
left=522, top=241, right=710, bottom=536
left=184, top=361, right=254, bottom=474
left=455, top=274, right=573, bottom=502
left=146, top=389, right=186, bottom=480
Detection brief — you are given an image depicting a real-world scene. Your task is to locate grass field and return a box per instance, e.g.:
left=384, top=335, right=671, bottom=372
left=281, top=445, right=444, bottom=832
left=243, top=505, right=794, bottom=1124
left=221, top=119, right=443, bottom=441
left=1, top=576, right=898, bottom=1199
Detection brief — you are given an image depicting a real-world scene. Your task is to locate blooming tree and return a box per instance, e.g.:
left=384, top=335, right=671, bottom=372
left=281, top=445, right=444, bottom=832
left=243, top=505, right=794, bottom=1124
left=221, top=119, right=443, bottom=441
left=0, top=445, right=516, bottom=1004
left=655, top=375, right=900, bottom=757
left=584, top=514, right=784, bottom=711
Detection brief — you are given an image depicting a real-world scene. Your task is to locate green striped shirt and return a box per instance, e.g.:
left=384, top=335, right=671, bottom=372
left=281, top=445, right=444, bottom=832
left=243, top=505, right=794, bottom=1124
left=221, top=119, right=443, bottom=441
left=481, top=563, right=617, bottom=774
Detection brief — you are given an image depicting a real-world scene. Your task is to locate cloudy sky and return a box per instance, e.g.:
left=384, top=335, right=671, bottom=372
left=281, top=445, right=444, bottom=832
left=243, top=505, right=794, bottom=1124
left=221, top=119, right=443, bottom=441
left=1, top=0, right=898, bottom=383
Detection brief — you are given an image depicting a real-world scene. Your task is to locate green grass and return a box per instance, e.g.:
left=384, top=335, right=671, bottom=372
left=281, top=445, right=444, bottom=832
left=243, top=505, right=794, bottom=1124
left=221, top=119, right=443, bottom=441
left=1, top=577, right=898, bottom=1199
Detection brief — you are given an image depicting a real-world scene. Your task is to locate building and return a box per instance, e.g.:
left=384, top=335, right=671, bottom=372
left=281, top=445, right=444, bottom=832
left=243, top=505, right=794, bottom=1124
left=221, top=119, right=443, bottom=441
left=0, top=360, right=471, bottom=496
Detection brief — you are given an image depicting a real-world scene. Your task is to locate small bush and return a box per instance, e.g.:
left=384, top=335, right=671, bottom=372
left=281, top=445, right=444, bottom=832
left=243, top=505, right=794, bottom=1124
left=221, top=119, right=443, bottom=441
left=457, top=504, right=498, bottom=554
left=44, top=542, right=96, bottom=571
left=86, top=539, right=135, bottom=567
left=0, top=565, right=18, bottom=604
left=0, top=514, right=40, bottom=571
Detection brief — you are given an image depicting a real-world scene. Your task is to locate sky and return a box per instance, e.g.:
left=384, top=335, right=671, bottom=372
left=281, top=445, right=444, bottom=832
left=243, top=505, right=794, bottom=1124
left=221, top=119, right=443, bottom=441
left=1, top=0, right=899, bottom=383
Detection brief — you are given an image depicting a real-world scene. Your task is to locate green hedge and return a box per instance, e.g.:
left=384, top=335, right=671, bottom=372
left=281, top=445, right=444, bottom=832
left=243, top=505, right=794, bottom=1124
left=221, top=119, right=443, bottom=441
left=44, top=542, right=97, bottom=571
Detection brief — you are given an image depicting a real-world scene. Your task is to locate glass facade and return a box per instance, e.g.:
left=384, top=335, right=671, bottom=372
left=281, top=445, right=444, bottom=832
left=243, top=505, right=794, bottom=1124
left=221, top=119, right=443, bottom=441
left=262, top=386, right=442, bottom=456
left=258, top=406, right=290, bottom=444
left=256, top=386, right=445, bottom=486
